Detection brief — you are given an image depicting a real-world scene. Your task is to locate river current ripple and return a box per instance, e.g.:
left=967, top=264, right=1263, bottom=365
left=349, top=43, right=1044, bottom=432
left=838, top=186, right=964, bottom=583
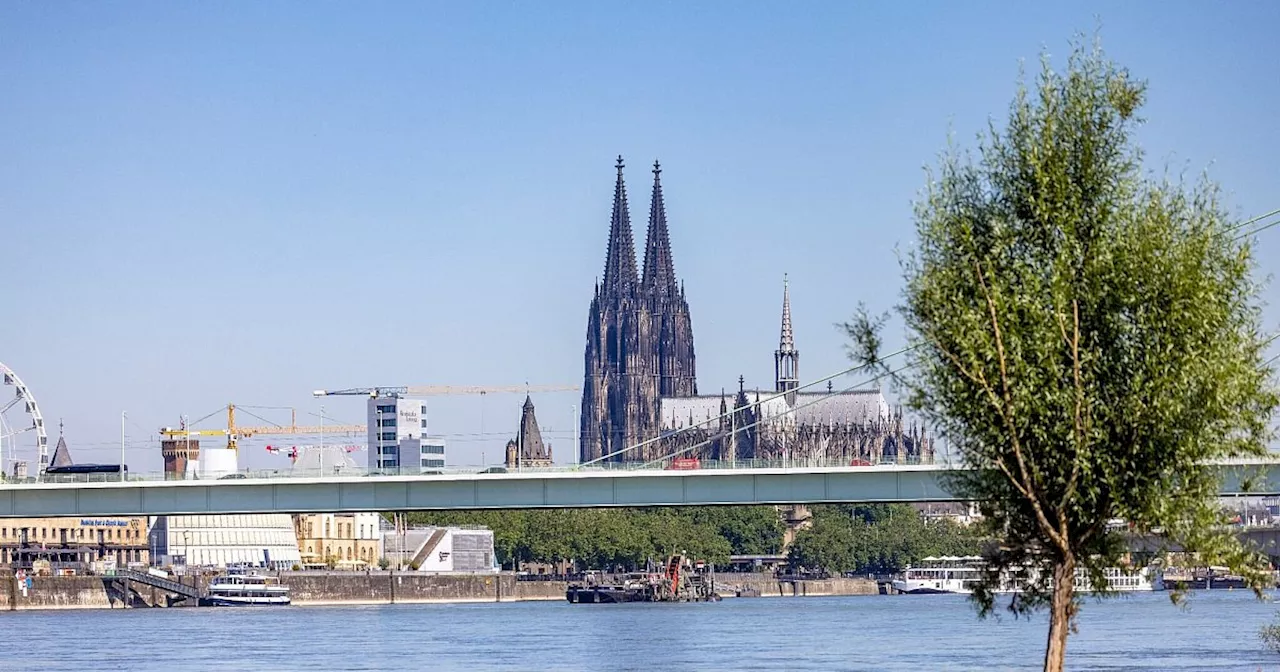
left=2, top=590, right=1276, bottom=670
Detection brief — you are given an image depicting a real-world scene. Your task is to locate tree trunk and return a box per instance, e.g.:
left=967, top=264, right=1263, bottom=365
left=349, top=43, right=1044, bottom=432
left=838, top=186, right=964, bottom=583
left=1043, top=557, right=1077, bottom=672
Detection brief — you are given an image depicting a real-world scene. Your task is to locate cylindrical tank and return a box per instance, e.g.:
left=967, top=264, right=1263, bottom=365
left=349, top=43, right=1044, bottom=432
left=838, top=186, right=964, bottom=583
left=198, top=448, right=238, bottom=479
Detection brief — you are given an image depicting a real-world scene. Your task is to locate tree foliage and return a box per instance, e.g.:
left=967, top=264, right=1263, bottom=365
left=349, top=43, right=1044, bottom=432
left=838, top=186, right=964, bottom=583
left=401, top=506, right=783, bottom=570
left=787, top=505, right=983, bottom=575
left=846, top=38, right=1277, bottom=671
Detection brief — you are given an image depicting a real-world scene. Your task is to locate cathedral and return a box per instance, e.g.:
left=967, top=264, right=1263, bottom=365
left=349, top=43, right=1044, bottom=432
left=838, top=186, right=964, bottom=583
left=579, top=157, right=697, bottom=463
left=579, top=158, right=932, bottom=465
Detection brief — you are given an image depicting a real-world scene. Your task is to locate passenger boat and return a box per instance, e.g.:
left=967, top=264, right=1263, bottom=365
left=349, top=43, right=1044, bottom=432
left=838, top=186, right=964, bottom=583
left=200, top=573, right=291, bottom=607
left=892, top=556, right=1159, bottom=595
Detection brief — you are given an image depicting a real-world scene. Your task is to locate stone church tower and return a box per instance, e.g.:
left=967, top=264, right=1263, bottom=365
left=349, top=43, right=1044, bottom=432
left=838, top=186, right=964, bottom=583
left=580, top=157, right=697, bottom=463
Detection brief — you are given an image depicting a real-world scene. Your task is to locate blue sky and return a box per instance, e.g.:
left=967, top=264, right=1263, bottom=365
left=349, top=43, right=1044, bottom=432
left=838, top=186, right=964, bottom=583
left=2, top=2, right=1278, bottom=469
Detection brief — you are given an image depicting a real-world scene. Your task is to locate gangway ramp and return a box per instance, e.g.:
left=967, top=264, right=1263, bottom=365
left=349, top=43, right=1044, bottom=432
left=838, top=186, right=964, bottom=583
left=112, top=569, right=202, bottom=601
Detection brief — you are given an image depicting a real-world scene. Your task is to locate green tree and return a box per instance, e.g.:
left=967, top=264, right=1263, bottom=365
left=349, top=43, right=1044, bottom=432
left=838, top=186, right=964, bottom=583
left=788, top=505, right=983, bottom=575
left=847, top=39, right=1277, bottom=671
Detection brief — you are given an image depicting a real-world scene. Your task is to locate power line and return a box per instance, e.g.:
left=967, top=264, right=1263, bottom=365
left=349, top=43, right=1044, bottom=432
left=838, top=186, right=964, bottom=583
left=1235, top=218, right=1280, bottom=241
left=1229, top=207, right=1280, bottom=234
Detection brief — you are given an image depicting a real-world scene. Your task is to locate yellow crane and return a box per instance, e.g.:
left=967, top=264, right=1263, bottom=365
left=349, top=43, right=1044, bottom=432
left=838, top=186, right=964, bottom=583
left=160, top=386, right=580, bottom=452
left=159, top=404, right=365, bottom=453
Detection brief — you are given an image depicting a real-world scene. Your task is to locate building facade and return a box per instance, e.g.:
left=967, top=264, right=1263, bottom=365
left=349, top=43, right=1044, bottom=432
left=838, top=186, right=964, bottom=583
left=0, top=517, right=149, bottom=571
left=577, top=159, right=931, bottom=465
left=148, top=514, right=302, bottom=570
left=367, top=396, right=446, bottom=473
left=505, top=396, right=553, bottom=468
left=580, top=158, right=697, bottom=463
left=381, top=525, right=497, bottom=573
left=655, top=280, right=933, bottom=464
left=294, top=513, right=382, bottom=568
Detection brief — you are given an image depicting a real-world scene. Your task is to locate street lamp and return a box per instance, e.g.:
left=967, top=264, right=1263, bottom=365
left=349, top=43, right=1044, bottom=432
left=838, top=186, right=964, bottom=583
left=120, top=411, right=127, bottom=482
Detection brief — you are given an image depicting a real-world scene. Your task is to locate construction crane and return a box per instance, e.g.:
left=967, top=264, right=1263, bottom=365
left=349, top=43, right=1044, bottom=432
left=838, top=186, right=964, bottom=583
left=312, top=384, right=580, bottom=399
left=159, top=404, right=366, bottom=452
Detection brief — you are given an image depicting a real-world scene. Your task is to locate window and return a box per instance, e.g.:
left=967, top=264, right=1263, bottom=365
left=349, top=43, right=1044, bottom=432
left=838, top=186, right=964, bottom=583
left=379, top=432, right=396, bottom=441
left=421, top=458, right=445, bottom=468
left=376, top=405, right=394, bottom=414
left=421, top=419, right=427, bottom=428
left=422, top=444, right=445, bottom=455
left=382, top=417, right=396, bottom=428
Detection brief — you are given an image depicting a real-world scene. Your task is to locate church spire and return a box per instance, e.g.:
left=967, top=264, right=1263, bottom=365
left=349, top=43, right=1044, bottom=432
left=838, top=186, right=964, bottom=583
left=602, top=155, right=638, bottom=294
left=642, top=159, right=677, bottom=296
left=779, top=274, right=795, bottom=352
left=775, top=274, right=800, bottom=399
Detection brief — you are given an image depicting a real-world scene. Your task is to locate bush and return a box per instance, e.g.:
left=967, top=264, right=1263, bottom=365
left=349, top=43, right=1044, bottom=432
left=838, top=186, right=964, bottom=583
left=377, top=557, right=391, bottom=570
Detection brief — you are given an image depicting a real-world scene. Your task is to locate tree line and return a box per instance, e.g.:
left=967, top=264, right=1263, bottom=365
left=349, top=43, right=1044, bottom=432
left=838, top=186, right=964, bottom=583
left=786, top=504, right=984, bottom=575
left=402, top=504, right=982, bottom=574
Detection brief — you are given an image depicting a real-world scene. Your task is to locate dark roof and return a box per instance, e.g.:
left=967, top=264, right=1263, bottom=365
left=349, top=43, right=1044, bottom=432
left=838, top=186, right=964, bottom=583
left=517, top=396, right=551, bottom=462
left=49, top=435, right=74, bottom=469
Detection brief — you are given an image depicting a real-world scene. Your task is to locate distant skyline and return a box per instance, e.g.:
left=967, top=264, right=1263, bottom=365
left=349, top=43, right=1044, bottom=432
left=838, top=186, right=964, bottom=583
left=2, top=2, right=1278, bottom=469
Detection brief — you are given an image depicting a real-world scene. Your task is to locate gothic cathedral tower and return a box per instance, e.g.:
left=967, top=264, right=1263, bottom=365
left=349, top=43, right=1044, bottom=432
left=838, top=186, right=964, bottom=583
left=775, top=275, right=799, bottom=404
left=580, top=157, right=697, bottom=463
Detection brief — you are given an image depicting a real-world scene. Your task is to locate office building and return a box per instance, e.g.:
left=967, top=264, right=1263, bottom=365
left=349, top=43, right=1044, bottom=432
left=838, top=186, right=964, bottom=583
left=367, top=396, right=446, bottom=473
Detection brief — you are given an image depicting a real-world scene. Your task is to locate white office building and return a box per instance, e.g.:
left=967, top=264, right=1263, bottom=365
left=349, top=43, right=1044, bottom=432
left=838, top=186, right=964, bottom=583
left=367, top=397, right=447, bottom=473
left=381, top=524, right=497, bottom=573
left=149, top=514, right=302, bottom=570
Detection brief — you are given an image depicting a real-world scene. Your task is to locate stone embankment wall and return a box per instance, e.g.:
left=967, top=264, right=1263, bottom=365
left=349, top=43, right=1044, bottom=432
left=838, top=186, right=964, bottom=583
left=4, top=576, right=112, bottom=611
left=0, top=572, right=875, bottom=611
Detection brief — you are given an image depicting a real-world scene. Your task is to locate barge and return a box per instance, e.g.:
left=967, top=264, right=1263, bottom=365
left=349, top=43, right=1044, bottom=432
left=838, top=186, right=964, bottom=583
left=566, top=555, right=719, bottom=603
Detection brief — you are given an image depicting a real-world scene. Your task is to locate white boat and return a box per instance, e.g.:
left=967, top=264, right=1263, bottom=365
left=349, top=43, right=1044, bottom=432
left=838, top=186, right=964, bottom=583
left=200, top=573, right=291, bottom=607
left=892, top=556, right=986, bottom=594
left=892, top=556, right=1159, bottom=595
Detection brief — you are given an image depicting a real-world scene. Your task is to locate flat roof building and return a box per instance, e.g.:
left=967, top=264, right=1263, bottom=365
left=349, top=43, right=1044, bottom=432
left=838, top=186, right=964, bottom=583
left=367, top=396, right=446, bottom=474
left=149, top=514, right=302, bottom=570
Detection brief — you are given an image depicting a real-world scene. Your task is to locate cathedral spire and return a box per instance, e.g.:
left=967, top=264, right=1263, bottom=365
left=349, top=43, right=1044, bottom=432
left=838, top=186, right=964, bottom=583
left=775, top=274, right=800, bottom=399
left=642, top=160, right=677, bottom=296
left=779, top=273, right=795, bottom=352
left=602, top=155, right=638, bottom=293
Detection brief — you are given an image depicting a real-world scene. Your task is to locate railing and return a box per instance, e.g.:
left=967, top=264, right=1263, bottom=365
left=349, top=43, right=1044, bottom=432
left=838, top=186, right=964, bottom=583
left=0, top=456, right=942, bottom=485
left=3, top=455, right=1273, bottom=486
left=111, top=569, right=203, bottom=599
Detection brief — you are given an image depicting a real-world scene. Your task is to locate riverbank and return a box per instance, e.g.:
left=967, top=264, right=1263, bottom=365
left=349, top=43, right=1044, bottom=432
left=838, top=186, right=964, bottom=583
left=1, top=572, right=878, bottom=611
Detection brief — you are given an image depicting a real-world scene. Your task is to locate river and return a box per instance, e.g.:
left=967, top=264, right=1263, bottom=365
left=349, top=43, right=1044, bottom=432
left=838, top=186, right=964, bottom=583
left=2, top=591, right=1276, bottom=670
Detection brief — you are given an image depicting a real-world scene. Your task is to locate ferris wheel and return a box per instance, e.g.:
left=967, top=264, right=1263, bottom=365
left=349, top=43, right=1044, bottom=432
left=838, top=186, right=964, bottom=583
left=0, top=361, right=49, bottom=478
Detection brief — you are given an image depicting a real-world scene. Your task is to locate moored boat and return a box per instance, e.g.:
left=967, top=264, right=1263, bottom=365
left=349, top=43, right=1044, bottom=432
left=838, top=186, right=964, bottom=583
left=200, top=572, right=291, bottom=606
left=566, top=555, right=719, bottom=603
left=893, top=556, right=1159, bottom=595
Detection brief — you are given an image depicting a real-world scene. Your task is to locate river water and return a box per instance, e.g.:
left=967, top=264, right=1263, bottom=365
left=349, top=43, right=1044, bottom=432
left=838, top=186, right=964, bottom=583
left=3, top=591, right=1277, bottom=670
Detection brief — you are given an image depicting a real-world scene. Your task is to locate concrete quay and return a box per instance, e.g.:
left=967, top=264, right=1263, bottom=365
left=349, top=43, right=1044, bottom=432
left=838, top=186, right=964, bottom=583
left=0, top=572, right=877, bottom=611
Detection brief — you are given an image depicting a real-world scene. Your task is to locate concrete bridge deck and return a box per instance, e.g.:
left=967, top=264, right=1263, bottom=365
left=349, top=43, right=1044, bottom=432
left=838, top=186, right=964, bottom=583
left=1, top=459, right=1276, bottom=518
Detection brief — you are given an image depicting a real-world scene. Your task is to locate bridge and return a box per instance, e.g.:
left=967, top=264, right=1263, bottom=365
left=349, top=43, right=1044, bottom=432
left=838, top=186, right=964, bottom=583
left=2, top=458, right=1278, bottom=518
